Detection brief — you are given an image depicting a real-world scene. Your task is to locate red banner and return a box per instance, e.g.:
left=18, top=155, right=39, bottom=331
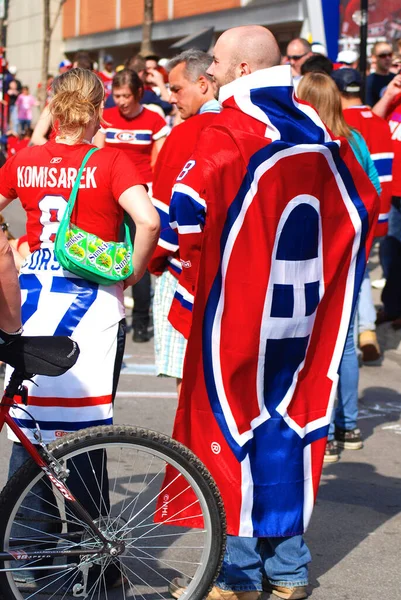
left=340, top=0, right=401, bottom=42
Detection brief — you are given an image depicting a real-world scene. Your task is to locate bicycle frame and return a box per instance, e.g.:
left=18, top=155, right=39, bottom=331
left=0, top=370, right=116, bottom=565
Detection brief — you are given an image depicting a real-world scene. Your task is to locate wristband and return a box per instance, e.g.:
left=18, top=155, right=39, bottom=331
left=0, top=326, right=23, bottom=344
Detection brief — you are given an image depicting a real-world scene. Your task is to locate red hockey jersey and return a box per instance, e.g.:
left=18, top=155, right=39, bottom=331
left=387, top=95, right=401, bottom=197
left=148, top=111, right=219, bottom=278
left=0, top=141, right=144, bottom=251
left=101, top=106, right=169, bottom=182
left=343, top=105, right=393, bottom=236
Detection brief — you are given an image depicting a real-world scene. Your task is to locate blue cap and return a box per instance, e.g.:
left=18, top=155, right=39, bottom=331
left=331, top=68, right=362, bottom=93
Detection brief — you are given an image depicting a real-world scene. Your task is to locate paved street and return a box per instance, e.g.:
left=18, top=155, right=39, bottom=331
left=0, top=201, right=400, bottom=598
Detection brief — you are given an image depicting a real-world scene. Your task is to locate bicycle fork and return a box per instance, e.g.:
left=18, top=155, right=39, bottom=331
left=0, top=415, right=125, bottom=595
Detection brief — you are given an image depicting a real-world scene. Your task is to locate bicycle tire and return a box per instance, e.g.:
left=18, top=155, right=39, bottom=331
left=0, top=425, right=226, bottom=600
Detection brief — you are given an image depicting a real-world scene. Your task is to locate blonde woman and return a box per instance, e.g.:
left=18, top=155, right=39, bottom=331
left=297, top=73, right=380, bottom=187
left=0, top=68, right=159, bottom=588
left=297, top=72, right=380, bottom=463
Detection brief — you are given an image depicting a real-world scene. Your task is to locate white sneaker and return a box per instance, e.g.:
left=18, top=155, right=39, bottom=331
left=371, top=278, right=386, bottom=290
left=124, top=295, right=134, bottom=309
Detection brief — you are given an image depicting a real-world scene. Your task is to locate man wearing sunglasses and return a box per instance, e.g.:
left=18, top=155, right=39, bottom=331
left=366, top=42, right=395, bottom=107
left=285, top=38, right=313, bottom=84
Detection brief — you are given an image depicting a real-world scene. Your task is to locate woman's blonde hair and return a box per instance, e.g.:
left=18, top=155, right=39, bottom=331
left=49, top=68, right=104, bottom=143
left=297, top=72, right=352, bottom=139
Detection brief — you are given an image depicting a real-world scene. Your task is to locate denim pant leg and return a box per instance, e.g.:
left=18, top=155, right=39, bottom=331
left=9, top=105, right=18, bottom=132
left=357, top=267, right=377, bottom=334
left=8, top=442, right=61, bottom=574
left=215, top=535, right=263, bottom=591
left=261, top=535, right=310, bottom=587
left=8, top=442, right=60, bottom=529
left=328, top=317, right=359, bottom=440
left=388, top=203, right=401, bottom=243
left=215, top=535, right=310, bottom=591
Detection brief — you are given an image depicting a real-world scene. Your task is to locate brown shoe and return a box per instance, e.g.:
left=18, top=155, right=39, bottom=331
left=392, top=317, right=401, bottom=331
left=359, top=330, right=380, bottom=362
left=265, top=583, right=308, bottom=599
left=169, top=578, right=262, bottom=600
left=375, top=309, right=396, bottom=325
left=208, top=587, right=263, bottom=600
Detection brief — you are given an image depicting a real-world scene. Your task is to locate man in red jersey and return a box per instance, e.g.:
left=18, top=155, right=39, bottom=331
left=148, top=49, right=220, bottom=394
left=332, top=67, right=393, bottom=361
left=373, top=73, right=401, bottom=325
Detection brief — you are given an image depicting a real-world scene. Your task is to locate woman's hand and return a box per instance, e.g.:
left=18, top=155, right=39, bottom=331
left=118, top=184, right=160, bottom=284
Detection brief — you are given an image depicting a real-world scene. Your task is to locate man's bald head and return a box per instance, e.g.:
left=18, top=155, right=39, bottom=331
left=207, top=25, right=281, bottom=90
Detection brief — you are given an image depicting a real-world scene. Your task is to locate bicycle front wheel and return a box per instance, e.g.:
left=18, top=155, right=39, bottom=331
left=0, top=425, right=226, bottom=600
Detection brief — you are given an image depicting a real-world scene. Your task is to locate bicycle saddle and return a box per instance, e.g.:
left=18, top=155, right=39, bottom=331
left=0, top=336, right=80, bottom=376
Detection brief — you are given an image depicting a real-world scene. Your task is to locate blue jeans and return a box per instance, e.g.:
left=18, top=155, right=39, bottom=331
left=328, top=317, right=359, bottom=440
left=8, top=441, right=110, bottom=575
left=18, top=118, right=31, bottom=133
left=380, top=202, right=401, bottom=317
left=357, top=267, right=376, bottom=334
left=388, top=203, right=401, bottom=242
left=216, top=535, right=310, bottom=591
left=9, top=104, right=18, bottom=132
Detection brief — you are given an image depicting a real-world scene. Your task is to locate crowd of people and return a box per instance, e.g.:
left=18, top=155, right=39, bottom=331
left=0, top=24, right=399, bottom=600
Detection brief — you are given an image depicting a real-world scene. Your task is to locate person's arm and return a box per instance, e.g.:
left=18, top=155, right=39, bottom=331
left=372, top=74, right=401, bottom=119
left=30, top=105, right=52, bottom=145
left=0, top=228, right=21, bottom=334
left=145, top=69, right=170, bottom=102
left=0, top=195, right=13, bottom=211
left=350, top=131, right=381, bottom=196
left=151, top=136, right=166, bottom=168
left=168, top=172, right=207, bottom=339
left=93, top=130, right=106, bottom=148
left=154, top=136, right=166, bottom=155
left=151, top=116, right=169, bottom=167
left=118, top=184, right=160, bottom=286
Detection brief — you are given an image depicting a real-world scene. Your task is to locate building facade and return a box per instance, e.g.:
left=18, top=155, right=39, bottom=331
left=62, top=0, right=326, bottom=66
left=6, top=0, right=63, bottom=98
left=4, top=0, right=335, bottom=124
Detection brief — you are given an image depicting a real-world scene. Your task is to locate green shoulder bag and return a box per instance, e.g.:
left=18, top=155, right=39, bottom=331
left=54, top=147, right=133, bottom=286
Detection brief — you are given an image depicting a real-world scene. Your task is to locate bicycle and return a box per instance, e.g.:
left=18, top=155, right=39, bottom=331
left=0, top=335, right=226, bottom=599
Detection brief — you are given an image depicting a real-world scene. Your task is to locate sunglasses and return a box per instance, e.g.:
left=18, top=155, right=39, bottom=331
left=287, top=52, right=308, bottom=61
left=377, top=53, right=393, bottom=59
left=0, top=222, right=9, bottom=232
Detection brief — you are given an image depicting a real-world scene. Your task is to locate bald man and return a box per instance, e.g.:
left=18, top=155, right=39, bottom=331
left=167, top=25, right=378, bottom=600
left=286, top=38, right=313, bottom=81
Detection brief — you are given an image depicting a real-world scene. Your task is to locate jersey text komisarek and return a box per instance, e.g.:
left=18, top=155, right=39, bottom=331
left=16, top=166, right=98, bottom=189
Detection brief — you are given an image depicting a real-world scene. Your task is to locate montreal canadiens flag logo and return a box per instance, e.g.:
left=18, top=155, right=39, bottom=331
left=160, top=66, right=377, bottom=537
left=116, top=131, right=136, bottom=142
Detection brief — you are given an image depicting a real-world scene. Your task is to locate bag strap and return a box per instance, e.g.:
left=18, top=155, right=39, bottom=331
left=65, top=147, right=100, bottom=220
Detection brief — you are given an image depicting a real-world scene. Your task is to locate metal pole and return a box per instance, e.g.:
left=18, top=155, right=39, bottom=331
left=359, top=0, right=368, bottom=103
left=0, top=0, right=7, bottom=144
left=0, top=45, right=4, bottom=141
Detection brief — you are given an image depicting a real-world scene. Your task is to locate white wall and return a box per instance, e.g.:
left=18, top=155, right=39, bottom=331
left=6, top=0, right=65, bottom=122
